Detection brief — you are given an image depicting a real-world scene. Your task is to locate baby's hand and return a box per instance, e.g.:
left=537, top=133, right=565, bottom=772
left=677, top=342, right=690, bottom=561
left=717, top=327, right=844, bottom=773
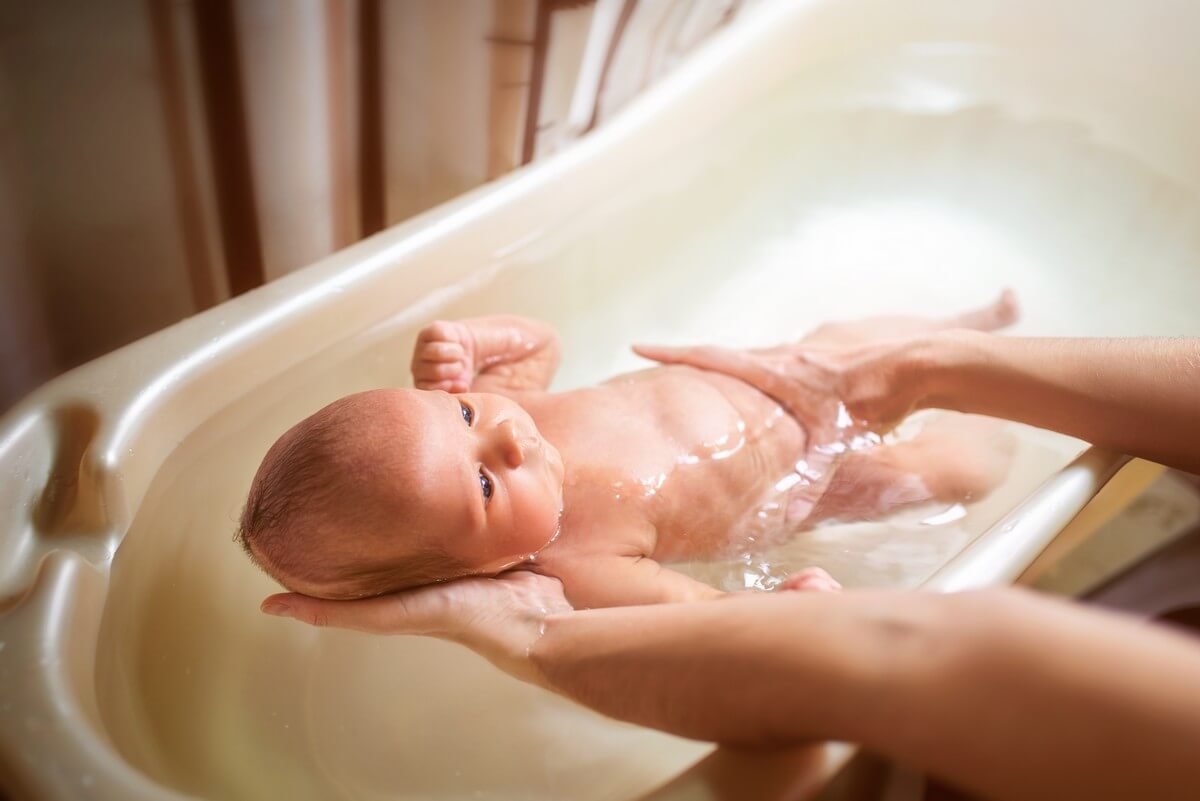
left=779, top=567, right=842, bottom=593
left=412, top=320, right=477, bottom=392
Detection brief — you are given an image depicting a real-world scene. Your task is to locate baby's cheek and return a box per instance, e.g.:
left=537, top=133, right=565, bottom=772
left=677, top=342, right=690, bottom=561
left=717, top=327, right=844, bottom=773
left=510, top=485, right=561, bottom=551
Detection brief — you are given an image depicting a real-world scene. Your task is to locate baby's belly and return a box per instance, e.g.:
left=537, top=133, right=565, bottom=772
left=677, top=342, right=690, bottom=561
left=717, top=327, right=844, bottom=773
left=642, top=374, right=812, bottom=561
left=551, top=366, right=814, bottom=562
left=650, top=462, right=809, bottom=561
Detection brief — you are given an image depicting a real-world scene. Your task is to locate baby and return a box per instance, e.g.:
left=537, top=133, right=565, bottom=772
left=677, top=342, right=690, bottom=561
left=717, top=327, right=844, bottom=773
left=238, top=294, right=1018, bottom=607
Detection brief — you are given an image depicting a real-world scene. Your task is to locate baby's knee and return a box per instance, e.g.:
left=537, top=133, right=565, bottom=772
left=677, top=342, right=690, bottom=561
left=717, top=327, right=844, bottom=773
left=906, top=420, right=1017, bottom=502
left=926, top=455, right=1006, bottom=501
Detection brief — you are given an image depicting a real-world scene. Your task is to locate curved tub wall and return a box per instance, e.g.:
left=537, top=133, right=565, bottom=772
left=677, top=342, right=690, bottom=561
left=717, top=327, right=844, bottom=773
left=2, top=0, right=1200, bottom=798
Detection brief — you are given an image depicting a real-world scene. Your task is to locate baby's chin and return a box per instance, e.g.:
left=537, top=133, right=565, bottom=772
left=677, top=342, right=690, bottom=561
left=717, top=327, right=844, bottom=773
left=529, top=501, right=566, bottom=559
left=474, top=517, right=564, bottom=576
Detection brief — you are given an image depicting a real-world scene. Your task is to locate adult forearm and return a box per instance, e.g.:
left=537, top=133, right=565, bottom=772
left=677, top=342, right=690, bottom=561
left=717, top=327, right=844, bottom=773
left=530, top=591, right=903, bottom=746
left=912, top=333, right=1200, bottom=472
left=530, top=588, right=1200, bottom=801
left=883, top=589, right=1200, bottom=801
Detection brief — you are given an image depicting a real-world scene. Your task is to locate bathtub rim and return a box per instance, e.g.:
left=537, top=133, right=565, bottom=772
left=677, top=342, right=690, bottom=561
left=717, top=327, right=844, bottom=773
left=3, top=0, right=1199, bottom=797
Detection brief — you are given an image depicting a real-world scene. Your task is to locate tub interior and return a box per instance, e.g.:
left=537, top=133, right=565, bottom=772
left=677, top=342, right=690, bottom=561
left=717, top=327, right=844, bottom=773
left=94, top=41, right=1200, bottom=801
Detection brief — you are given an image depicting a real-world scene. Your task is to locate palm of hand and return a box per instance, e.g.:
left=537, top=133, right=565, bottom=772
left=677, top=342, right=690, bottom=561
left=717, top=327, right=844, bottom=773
left=263, top=570, right=571, bottom=683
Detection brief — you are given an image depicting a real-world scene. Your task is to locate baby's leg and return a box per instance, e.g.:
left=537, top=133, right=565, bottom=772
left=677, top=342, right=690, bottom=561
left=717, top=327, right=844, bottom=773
left=893, top=414, right=1017, bottom=502
left=801, top=289, right=1018, bottom=347
left=799, top=414, right=1016, bottom=525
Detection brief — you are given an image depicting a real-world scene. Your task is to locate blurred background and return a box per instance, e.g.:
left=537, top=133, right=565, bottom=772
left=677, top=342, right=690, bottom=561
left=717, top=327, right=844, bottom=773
left=0, top=0, right=773, bottom=411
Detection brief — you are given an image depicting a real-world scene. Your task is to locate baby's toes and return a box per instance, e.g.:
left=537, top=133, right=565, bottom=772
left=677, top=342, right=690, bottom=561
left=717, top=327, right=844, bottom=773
left=780, top=567, right=842, bottom=593
left=994, top=288, right=1020, bottom=326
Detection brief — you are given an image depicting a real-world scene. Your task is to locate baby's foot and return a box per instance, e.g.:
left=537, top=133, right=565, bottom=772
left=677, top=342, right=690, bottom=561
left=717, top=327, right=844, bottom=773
left=779, top=567, right=842, bottom=593
left=953, top=289, right=1019, bottom=332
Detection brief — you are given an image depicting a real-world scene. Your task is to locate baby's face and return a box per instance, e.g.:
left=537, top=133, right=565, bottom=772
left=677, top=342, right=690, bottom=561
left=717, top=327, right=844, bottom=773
left=382, top=388, right=565, bottom=575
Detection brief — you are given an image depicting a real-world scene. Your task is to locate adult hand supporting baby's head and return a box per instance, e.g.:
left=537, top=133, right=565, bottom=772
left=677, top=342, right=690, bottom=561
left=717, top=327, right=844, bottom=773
left=261, top=570, right=572, bottom=686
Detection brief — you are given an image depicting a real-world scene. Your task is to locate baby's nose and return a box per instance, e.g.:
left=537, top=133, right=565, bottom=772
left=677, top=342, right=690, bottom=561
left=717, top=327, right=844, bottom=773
left=493, top=418, right=525, bottom=468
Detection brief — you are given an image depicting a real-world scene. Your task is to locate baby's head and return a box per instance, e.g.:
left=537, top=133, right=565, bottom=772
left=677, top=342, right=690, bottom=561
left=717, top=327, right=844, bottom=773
left=237, top=388, right=564, bottom=599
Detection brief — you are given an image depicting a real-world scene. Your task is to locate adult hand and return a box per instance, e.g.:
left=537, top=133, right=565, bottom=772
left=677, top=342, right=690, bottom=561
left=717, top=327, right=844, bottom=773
left=634, top=293, right=1024, bottom=444
left=261, top=570, right=572, bottom=685
left=633, top=340, right=920, bottom=445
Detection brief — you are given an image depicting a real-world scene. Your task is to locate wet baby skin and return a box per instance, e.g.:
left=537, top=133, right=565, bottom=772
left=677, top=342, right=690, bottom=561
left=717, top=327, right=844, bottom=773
left=240, top=296, right=1018, bottom=608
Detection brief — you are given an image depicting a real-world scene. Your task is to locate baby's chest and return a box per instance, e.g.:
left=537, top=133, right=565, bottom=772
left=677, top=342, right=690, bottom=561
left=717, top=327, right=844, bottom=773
left=550, top=402, right=746, bottom=486
left=557, top=375, right=755, bottom=448
left=553, top=409, right=797, bottom=538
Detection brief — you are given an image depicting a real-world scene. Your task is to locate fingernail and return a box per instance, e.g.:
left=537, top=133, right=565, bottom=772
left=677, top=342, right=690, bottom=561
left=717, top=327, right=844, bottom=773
left=262, top=600, right=292, bottom=618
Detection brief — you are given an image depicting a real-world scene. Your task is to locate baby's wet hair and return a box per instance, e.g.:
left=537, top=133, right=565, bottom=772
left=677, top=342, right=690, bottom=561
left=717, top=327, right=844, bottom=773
left=236, top=395, right=466, bottom=599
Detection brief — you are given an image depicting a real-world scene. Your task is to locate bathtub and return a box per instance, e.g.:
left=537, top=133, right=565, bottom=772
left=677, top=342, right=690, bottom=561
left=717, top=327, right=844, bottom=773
left=3, top=0, right=1200, bottom=798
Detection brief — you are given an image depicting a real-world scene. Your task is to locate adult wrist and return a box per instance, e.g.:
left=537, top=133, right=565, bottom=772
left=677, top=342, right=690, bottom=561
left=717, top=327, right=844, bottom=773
left=901, top=329, right=990, bottom=414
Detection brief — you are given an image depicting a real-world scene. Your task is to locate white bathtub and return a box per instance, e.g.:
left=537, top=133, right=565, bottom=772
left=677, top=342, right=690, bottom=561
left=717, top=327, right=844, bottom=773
left=3, top=1, right=1199, bottom=798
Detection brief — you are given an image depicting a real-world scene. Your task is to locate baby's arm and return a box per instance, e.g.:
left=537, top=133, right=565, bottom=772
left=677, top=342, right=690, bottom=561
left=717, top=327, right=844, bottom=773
left=559, top=555, right=723, bottom=609
left=411, top=316, right=561, bottom=394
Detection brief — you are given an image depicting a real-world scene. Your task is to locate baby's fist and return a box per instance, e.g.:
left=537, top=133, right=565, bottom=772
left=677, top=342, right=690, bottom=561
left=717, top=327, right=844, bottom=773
left=412, top=320, right=477, bottom=392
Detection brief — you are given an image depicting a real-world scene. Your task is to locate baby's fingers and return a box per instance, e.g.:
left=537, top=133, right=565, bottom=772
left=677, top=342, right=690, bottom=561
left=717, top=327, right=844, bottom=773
left=416, top=360, right=469, bottom=380
left=418, top=341, right=467, bottom=363
left=414, top=377, right=470, bottom=393
left=417, top=320, right=468, bottom=345
left=413, top=359, right=471, bottom=394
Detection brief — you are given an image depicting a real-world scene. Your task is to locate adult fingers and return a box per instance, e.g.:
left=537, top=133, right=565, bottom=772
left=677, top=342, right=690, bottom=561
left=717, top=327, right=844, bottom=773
left=261, top=589, right=449, bottom=635
left=632, top=344, right=782, bottom=393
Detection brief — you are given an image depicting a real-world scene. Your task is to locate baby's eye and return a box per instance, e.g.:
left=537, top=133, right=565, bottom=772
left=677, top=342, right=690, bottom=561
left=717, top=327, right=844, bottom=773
left=479, top=471, right=493, bottom=502
left=460, top=401, right=474, bottom=426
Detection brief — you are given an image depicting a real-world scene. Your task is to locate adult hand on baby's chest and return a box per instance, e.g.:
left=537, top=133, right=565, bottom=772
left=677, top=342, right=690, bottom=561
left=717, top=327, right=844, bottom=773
left=631, top=342, right=914, bottom=443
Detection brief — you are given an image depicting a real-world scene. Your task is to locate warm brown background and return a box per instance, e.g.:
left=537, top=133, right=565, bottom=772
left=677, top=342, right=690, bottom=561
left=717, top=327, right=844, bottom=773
left=0, top=0, right=762, bottom=411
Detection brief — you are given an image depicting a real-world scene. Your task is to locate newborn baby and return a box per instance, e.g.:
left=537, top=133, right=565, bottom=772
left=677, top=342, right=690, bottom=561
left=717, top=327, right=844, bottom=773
left=238, top=294, right=1018, bottom=607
